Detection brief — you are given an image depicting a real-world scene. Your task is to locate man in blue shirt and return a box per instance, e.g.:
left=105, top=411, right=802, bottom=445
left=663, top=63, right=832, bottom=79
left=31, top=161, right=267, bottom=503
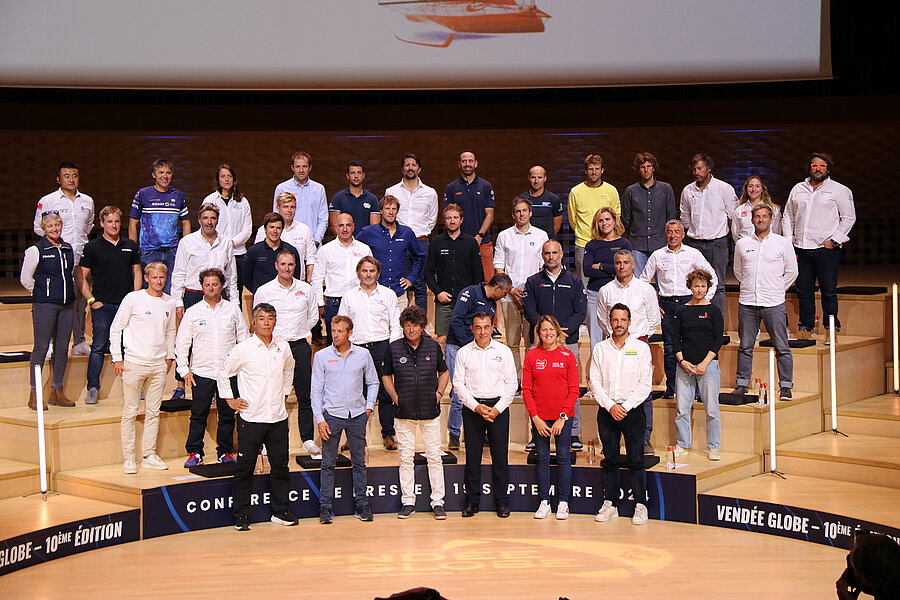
left=516, top=165, right=563, bottom=240
left=273, top=151, right=329, bottom=245
left=329, top=161, right=381, bottom=232
left=444, top=151, right=496, bottom=280
left=444, top=274, right=511, bottom=449
left=356, top=195, right=425, bottom=311
left=312, top=315, right=379, bottom=524
left=128, top=158, right=191, bottom=294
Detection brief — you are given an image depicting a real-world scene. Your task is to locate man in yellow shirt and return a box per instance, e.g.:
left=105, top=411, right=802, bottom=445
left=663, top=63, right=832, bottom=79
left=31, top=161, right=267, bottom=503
left=567, top=154, right=621, bottom=286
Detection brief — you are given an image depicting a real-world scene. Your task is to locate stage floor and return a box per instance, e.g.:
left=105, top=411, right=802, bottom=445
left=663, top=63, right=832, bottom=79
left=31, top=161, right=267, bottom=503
left=0, top=512, right=846, bottom=599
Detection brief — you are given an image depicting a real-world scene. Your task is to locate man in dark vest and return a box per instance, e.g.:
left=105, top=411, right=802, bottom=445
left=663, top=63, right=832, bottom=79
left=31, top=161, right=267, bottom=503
left=381, top=305, right=450, bottom=520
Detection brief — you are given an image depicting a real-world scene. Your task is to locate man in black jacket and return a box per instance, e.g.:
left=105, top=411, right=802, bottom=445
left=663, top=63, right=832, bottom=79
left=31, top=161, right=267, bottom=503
left=523, top=240, right=588, bottom=450
left=382, top=305, right=450, bottom=520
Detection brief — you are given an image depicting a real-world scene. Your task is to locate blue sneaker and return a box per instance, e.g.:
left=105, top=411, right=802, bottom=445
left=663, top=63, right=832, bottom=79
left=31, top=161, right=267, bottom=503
left=183, top=453, right=203, bottom=467
left=217, top=452, right=236, bottom=463
left=169, top=387, right=186, bottom=401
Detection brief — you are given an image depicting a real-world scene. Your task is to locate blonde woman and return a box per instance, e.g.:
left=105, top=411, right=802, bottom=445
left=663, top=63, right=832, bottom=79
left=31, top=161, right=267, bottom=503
left=732, top=175, right=782, bottom=241
left=582, top=206, right=631, bottom=352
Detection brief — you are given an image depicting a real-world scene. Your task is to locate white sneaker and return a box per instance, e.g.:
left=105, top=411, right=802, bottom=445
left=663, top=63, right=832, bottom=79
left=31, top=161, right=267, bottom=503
left=71, top=342, right=91, bottom=356
left=708, top=448, right=722, bottom=461
left=303, top=439, right=321, bottom=455
left=674, top=445, right=688, bottom=457
left=632, top=503, right=648, bottom=525
left=44, top=341, right=54, bottom=362
left=142, top=454, right=169, bottom=470
left=556, top=501, right=569, bottom=520
left=123, top=458, right=137, bottom=474
left=534, top=500, right=551, bottom=519
left=595, top=500, right=618, bottom=522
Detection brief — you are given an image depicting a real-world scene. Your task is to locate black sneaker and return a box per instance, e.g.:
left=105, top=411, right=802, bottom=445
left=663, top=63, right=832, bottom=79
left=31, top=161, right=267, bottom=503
left=448, top=433, right=460, bottom=450
left=271, top=510, right=299, bottom=526
left=319, top=507, right=333, bottom=525
left=234, top=515, right=251, bottom=531
left=397, top=505, right=415, bottom=519
left=570, top=437, right=583, bottom=451
left=732, top=386, right=748, bottom=395
left=492, top=327, right=502, bottom=339
left=780, top=387, right=793, bottom=400
left=355, top=505, right=374, bottom=522
left=432, top=505, right=447, bottom=520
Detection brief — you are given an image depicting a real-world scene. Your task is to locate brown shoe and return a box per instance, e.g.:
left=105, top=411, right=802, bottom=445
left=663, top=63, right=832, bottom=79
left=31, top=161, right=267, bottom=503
left=383, top=435, right=398, bottom=451
left=795, top=330, right=811, bottom=340
left=49, top=387, right=76, bottom=407
left=27, top=390, right=48, bottom=411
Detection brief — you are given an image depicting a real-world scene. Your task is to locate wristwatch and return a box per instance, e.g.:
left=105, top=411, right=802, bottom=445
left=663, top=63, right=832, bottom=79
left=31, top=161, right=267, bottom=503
left=559, top=412, right=569, bottom=421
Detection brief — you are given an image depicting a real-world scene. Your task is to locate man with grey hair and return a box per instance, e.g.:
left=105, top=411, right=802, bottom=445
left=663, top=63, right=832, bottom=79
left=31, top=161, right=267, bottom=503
left=640, top=219, right=717, bottom=399
left=733, top=204, right=798, bottom=399
left=597, top=249, right=660, bottom=454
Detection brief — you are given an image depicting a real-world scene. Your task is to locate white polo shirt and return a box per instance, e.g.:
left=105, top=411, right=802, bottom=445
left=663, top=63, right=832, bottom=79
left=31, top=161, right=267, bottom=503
left=220, top=334, right=294, bottom=424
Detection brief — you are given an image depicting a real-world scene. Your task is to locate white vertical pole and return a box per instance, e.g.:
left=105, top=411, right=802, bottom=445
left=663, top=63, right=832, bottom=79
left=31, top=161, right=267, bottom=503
left=829, top=315, right=838, bottom=431
left=893, top=283, right=898, bottom=394
left=33, top=365, right=48, bottom=500
left=768, top=348, right=776, bottom=472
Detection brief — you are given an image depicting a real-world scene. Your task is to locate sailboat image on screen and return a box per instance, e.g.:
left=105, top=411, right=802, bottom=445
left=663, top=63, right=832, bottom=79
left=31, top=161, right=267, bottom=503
left=379, top=0, right=551, bottom=47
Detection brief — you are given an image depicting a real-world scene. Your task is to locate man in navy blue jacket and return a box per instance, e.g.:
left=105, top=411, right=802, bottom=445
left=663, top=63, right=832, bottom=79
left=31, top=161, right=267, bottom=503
left=523, top=240, right=587, bottom=450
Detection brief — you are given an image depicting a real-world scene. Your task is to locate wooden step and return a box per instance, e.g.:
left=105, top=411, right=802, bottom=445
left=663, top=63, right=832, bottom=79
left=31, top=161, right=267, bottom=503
left=827, top=394, right=900, bottom=438
left=0, top=458, right=41, bottom=500
left=0, top=493, right=136, bottom=541
left=770, top=432, right=900, bottom=488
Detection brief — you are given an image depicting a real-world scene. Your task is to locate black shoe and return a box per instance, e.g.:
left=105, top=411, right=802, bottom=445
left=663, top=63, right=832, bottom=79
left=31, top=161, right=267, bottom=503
left=662, top=390, right=675, bottom=399
left=492, top=327, right=502, bottom=339
left=432, top=505, right=448, bottom=520
left=319, top=507, right=333, bottom=525
left=524, top=440, right=536, bottom=451
left=355, top=505, right=374, bottom=522
left=271, top=510, right=298, bottom=526
left=397, top=505, right=415, bottom=519
left=579, top=386, right=588, bottom=397
left=732, top=386, right=748, bottom=395
left=461, top=503, right=479, bottom=517
left=448, top=433, right=460, bottom=450
left=570, top=437, right=583, bottom=451
left=234, top=515, right=251, bottom=531
left=780, top=387, right=793, bottom=400
left=496, top=504, right=511, bottom=518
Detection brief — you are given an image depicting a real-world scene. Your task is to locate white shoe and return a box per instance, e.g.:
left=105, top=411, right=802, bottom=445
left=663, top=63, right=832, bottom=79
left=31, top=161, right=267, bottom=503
left=44, top=341, right=54, bottom=362
left=595, top=500, right=618, bottom=522
left=123, top=458, right=137, bottom=474
left=632, top=503, right=648, bottom=526
left=142, top=454, right=169, bottom=470
left=556, top=501, right=569, bottom=520
left=303, top=439, right=321, bottom=455
left=534, top=500, right=551, bottom=519
left=71, top=342, right=91, bottom=356
left=708, top=448, right=722, bottom=461
left=674, top=445, right=688, bottom=457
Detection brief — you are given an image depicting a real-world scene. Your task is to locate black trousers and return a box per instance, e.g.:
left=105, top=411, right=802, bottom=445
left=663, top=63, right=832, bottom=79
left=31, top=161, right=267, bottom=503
left=597, top=404, right=647, bottom=506
left=289, top=338, right=314, bottom=442
left=185, top=374, right=238, bottom=457
left=232, top=417, right=290, bottom=519
left=462, top=399, right=510, bottom=506
left=361, top=339, right=395, bottom=437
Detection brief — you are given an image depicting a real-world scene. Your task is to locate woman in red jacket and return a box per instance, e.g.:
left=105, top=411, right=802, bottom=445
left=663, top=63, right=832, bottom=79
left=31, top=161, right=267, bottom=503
left=523, top=315, right=579, bottom=520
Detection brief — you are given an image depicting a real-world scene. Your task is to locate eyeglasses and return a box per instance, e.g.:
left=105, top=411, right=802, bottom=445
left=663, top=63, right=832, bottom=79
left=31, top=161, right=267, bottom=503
left=42, top=210, right=60, bottom=216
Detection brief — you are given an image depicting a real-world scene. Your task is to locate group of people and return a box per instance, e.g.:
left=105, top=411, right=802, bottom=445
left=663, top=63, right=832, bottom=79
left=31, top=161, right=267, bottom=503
left=20, top=149, right=855, bottom=528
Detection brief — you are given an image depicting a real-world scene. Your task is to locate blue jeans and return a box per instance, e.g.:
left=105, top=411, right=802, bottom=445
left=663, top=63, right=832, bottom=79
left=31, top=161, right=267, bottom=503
left=585, top=289, right=605, bottom=354
left=674, top=360, right=721, bottom=449
left=446, top=343, right=462, bottom=437
left=408, top=239, right=429, bottom=312
left=795, top=246, right=841, bottom=331
left=737, top=303, right=793, bottom=389
left=323, top=296, right=343, bottom=345
left=140, top=247, right=177, bottom=295
left=320, top=411, right=369, bottom=511
left=87, top=302, right=118, bottom=390
left=533, top=418, right=573, bottom=502
left=632, top=249, right=650, bottom=278
left=659, top=295, right=693, bottom=395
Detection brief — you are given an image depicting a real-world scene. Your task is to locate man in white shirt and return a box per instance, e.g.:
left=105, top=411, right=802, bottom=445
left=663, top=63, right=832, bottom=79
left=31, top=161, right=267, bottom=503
left=386, top=153, right=439, bottom=312
left=597, top=250, right=660, bottom=455
left=176, top=268, right=248, bottom=467
left=221, top=303, right=297, bottom=531
left=453, top=312, right=518, bottom=519
left=169, top=203, right=238, bottom=403
left=338, top=256, right=402, bottom=450
left=590, top=303, right=653, bottom=526
left=255, top=192, right=317, bottom=282
left=733, top=205, right=799, bottom=399
left=640, top=220, right=717, bottom=399
left=493, top=198, right=548, bottom=379
left=272, top=151, right=328, bottom=245
left=109, top=262, right=177, bottom=474
left=679, top=153, right=738, bottom=317
left=250, top=250, right=320, bottom=455
left=783, top=152, right=856, bottom=339
left=34, top=161, right=95, bottom=355
left=310, top=213, right=372, bottom=344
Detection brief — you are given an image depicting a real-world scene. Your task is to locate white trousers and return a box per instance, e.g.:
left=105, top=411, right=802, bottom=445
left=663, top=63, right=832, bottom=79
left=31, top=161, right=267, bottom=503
left=395, top=416, right=445, bottom=507
left=121, top=360, right=167, bottom=460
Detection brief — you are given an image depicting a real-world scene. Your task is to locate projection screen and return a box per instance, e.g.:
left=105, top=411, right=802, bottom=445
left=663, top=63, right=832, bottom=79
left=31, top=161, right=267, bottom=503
left=0, top=0, right=831, bottom=90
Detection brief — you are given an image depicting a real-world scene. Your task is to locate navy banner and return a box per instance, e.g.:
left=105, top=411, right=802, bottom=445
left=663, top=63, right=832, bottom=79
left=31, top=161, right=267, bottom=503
left=0, top=510, right=140, bottom=576
left=142, top=464, right=697, bottom=538
left=698, top=494, right=900, bottom=550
